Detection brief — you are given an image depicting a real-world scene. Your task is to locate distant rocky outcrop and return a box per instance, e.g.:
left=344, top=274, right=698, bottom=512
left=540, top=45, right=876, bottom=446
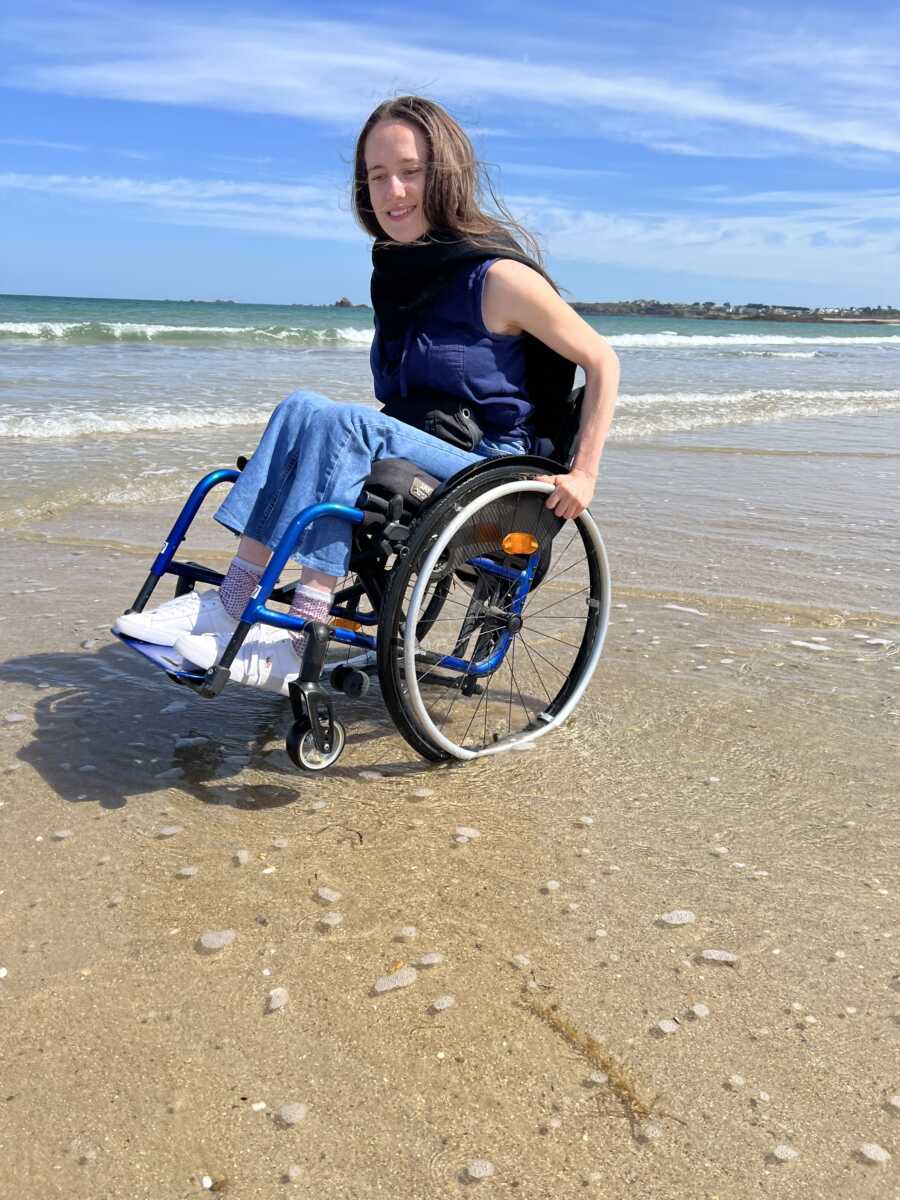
left=572, top=300, right=900, bottom=323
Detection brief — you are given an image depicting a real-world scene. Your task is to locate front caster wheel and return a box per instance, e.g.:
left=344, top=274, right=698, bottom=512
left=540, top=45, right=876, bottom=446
left=285, top=717, right=346, bottom=771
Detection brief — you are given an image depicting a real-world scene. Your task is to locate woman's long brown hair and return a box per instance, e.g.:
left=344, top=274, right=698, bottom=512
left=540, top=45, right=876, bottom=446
left=352, top=95, right=550, bottom=274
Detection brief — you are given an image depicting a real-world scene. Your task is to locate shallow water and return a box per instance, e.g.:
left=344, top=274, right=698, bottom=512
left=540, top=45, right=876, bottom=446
left=2, top=294, right=899, bottom=617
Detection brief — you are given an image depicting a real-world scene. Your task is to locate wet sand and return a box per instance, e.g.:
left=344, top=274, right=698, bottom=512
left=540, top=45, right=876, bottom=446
left=1, top=520, right=898, bottom=1199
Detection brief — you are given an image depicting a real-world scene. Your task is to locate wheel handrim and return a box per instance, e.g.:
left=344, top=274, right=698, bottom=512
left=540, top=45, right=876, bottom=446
left=400, top=481, right=610, bottom=760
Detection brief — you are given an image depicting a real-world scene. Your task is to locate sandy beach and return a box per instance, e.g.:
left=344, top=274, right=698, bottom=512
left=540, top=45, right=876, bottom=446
left=1, top=487, right=898, bottom=1200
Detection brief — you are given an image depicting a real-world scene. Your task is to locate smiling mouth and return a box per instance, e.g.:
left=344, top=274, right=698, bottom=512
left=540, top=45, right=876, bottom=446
left=386, top=206, right=414, bottom=220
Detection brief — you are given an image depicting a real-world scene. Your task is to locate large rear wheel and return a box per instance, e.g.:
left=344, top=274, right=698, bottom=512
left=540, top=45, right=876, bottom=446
left=377, top=468, right=610, bottom=762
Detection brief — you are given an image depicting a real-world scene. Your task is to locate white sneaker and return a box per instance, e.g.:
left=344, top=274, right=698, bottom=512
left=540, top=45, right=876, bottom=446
left=114, top=589, right=237, bottom=646
left=175, top=624, right=302, bottom=695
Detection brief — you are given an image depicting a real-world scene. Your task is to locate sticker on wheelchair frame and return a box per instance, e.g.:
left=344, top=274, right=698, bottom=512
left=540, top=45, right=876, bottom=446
left=159, top=540, right=168, bottom=554
left=251, top=585, right=261, bottom=598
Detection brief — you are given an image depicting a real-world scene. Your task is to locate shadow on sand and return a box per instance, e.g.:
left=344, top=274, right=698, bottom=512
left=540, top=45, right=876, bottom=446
left=0, top=639, right=433, bottom=812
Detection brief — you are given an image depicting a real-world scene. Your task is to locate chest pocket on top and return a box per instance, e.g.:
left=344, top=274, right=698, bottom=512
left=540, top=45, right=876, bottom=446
left=408, top=337, right=465, bottom=395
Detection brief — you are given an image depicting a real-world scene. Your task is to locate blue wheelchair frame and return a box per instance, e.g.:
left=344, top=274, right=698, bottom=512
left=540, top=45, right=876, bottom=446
left=114, top=464, right=542, bottom=703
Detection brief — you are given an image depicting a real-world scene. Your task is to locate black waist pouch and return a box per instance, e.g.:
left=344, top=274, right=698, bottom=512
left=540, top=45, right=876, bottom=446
left=381, top=394, right=484, bottom=452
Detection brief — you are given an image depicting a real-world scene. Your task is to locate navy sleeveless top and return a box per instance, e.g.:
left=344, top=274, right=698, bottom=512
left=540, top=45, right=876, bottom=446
left=370, top=259, right=534, bottom=443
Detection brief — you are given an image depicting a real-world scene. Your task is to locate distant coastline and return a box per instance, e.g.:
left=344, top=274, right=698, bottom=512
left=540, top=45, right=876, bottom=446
left=571, top=300, right=900, bottom=324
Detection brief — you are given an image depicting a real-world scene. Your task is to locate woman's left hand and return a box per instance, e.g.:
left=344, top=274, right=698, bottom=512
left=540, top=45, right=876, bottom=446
left=536, top=467, right=596, bottom=520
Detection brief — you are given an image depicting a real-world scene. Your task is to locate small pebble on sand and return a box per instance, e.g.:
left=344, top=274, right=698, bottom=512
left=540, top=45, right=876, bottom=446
left=698, top=948, right=738, bottom=966
left=455, top=826, right=481, bottom=840
left=267, top=987, right=289, bottom=1013
left=396, top=926, right=417, bottom=942
left=727, top=1075, right=745, bottom=1090
left=689, top=1003, right=710, bottom=1019
left=0, top=967, right=8, bottom=979
left=588, top=1071, right=608, bottom=1085
left=771, top=1144, right=800, bottom=1163
left=418, top=952, right=444, bottom=967
left=52, top=830, right=73, bottom=841
left=885, top=1095, right=900, bottom=1114
left=358, top=770, right=382, bottom=781
left=158, top=825, right=183, bottom=838
left=432, top=994, right=455, bottom=1011
left=658, top=909, right=696, bottom=926
left=510, top=954, right=531, bottom=970
left=466, top=1160, right=496, bottom=1181
left=319, top=912, right=342, bottom=929
left=316, top=886, right=341, bottom=904
left=284, top=1164, right=302, bottom=1183
left=542, top=880, right=561, bottom=893
left=410, top=788, right=434, bottom=799
left=108, top=894, right=125, bottom=908
left=275, top=1103, right=308, bottom=1127
left=233, top=849, right=250, bottom=866
left=271, top=838, right=289, bottom=850
left=197, top=930, right=235, bottom=954
left=637, top=1121, right=664, bottom=1143
left=175, top=865, right=198, bottom=878
left=4, top=712, right=27, bottom=725
left=656, top=1018, right=680, bottom=1036
left=374, top=966, right=417, bottom=993
left=576, top=816, right=594, bottom=827
left=858, top=1143, right=890, bottom=1165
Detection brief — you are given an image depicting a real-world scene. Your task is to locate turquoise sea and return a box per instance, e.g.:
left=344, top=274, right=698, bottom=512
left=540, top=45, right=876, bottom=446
left=1, top=293, right=898, bottom=616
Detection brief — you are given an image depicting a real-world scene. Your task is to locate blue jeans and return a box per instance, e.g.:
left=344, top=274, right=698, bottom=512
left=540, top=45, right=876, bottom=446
left=213, top=390, right=530, bottom=578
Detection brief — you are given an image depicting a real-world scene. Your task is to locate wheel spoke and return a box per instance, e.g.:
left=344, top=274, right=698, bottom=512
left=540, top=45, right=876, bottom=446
left=524, top=626, right=583, bottom=652
left=517, top=633, right=554, bottom=706
left=524, top=583, right=590, bottom=621
left=518, top=632, right=569, bottom=678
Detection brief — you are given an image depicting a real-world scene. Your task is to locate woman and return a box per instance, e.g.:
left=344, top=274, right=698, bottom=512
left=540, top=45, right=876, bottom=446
left=114, top=96, right=620, bottom=692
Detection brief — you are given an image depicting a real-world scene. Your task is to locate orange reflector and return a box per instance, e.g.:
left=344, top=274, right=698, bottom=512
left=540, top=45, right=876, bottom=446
left=502, top=531, right=539, bottom=555
left=332, top=617, right=362, bottom=632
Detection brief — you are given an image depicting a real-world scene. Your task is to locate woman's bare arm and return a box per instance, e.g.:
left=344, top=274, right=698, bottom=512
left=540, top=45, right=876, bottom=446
left=483, top=259, right=619, bottom=518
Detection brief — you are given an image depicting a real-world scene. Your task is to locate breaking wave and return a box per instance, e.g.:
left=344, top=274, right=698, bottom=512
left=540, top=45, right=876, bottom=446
left=0, top=321, right=375, bottom=346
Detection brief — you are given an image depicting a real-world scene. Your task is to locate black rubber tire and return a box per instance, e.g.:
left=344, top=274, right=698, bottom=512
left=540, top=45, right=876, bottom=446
left=377, top=462, right=561, bottom=763
left=329, top=664, right=349, bottom=692
left=285, top=717, right=346, bottom=771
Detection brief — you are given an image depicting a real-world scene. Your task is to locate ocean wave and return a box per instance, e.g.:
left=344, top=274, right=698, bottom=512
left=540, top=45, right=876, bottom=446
left=735, top=350, right=822, bottom=359
left=0, top=405, right=272, bottom=439
left=606, top=332, right=900, bottom=349
left=2, top=387, right=898, bottom=444
left=614, top=386, right=900, bottom=436
left=0, top=320, right=374, bottom=347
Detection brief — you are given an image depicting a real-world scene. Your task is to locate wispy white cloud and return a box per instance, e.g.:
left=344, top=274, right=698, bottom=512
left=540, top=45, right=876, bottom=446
left=0, top=170, right=360, bottom=242
left=2, top=166, right=895, bottom=296
left=0, top=136, right=85, bottom=152
left=2, top=4, right=900, bottom=163
left=514, top=186, right=900, bottom=293
left=495, top=163, right=623, bottom=181
left=0, top=135, right=149, bottom=159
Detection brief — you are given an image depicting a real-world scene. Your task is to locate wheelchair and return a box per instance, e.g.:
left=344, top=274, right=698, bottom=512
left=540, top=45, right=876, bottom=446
left=112, top=394, right=611, bottom=772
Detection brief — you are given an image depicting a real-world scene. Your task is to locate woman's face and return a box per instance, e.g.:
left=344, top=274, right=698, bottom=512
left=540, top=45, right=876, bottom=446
left=364, top=119, right=430, bottom=243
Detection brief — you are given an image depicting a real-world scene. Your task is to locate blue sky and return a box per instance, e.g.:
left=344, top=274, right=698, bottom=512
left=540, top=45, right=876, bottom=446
left=1, top=0, right=898, bottom=307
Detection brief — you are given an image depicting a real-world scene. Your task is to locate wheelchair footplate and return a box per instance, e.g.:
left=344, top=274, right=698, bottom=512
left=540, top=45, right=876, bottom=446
left=112, top=630, right=208, bottom=684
